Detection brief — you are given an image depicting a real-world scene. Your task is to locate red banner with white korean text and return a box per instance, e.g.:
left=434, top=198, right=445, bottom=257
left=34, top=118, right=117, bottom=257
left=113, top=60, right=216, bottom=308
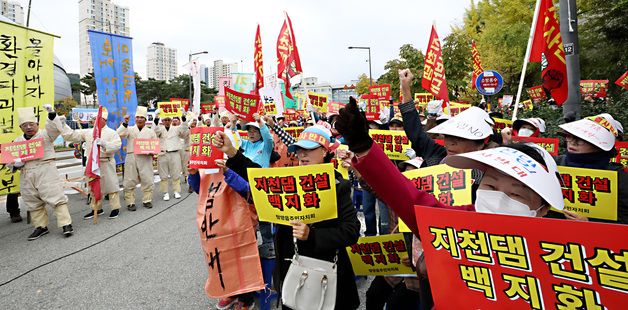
left=0, top=138, right=44, bottom=164
left=189, top=127, right=224, bottom=169
left=471, top=40, right=483, bottom=90
left=580, top=80, right=608, bottom=98
left=224, top=87, right=260, bottom=122
left=415, top=206, right=627, bottom=309
left=615, top=70, right=628, bottom=91
left=422, top=25, right=449, bottom=106
left=526, top=85, right=547, bottom=103
left=369, top=84, right=391, bottom=100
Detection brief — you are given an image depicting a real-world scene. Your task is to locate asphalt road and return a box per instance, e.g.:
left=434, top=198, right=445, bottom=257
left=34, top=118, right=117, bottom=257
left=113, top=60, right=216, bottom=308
left=0, top=184, right=373, bottom=309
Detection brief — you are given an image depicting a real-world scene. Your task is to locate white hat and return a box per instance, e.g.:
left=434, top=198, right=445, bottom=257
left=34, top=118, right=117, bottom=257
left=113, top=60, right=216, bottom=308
left=399, top=157, right=425, bottom=170
left=219, top=110, right=232, bottom=119
left=18, top=107, right=37, bottom=125
left=136, top=106, right=148, bottom=118
left=514, top=118, right=546, bottom=133
left=444, top=147, right=564, bottom=210
left=202, top=114, right=211, bottom=122
left=100, top=107, right=109, bottom=120
left=243, top=122, right=260, bottom=131
left=559, top=115, right=617, bottom=151
left=598, top=113, right=623, bottom=134
left=427, top=106, right=494, bottom=140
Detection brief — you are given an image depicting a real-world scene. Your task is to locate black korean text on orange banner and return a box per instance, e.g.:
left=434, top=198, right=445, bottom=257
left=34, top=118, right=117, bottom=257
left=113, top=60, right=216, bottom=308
left=369, top=129, right=412, bottom=161
left=189, top=127, right=223, bottom=169
left=247, top=164, right=337, bottom=225
left=556, top=166, right=618, bottom=221
left=346, top=233, right=415, bottom=276
left=415, top=206, right=628, bottom=309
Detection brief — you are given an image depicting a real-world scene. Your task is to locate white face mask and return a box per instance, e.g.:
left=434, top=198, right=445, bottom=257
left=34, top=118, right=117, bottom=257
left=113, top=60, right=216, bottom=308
left=475, top=189, right=542, bottom=217
left=517, top=128, right=535, bottom=137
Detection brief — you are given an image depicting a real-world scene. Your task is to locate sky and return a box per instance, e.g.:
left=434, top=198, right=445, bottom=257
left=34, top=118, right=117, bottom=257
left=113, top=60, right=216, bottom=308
left=19, top=0, right=472, bottom=85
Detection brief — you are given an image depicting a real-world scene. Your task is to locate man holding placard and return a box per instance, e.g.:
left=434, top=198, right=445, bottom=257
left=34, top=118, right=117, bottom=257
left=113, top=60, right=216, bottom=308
left=153, top=108, right=190, bottom=201
left=9, top=106, right=74, bottom=240
left=117, top=106, right=158, bottom=210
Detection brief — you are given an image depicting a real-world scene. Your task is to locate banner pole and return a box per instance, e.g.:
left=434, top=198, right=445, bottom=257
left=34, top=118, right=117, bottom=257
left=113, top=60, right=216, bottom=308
left=513, top=0, right=542, bottom=121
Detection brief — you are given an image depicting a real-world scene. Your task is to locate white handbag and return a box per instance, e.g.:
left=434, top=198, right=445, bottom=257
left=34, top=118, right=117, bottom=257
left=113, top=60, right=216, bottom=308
left=281, top=238, right=337, bottom=310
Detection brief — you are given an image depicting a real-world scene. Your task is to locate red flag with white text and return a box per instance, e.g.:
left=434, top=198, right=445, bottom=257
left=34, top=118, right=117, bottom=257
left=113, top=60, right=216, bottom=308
left=471, top=40, right=484, bottom=90
left=529, top=0, right=568, bottom=105
left=422, top=25, right=450, bottom=108
left=86, top=106, right=103, bottom=202
left=276, top=13, right=302, bottom=100
left=254, top=24, right=264, bottom=95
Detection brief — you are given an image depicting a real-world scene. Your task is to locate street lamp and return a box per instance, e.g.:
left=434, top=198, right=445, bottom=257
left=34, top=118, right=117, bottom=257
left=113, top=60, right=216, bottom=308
left=189, top=51, right=208, bottom=107
left=348, top=46, right=372, bottom=87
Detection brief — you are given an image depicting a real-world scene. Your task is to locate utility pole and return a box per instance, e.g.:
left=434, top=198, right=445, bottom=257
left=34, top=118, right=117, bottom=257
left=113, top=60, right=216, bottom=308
left=559, top=0, right=581, bottom=119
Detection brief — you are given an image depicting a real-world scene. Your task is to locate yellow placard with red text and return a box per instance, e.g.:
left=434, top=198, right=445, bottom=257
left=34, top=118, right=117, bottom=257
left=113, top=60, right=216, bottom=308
left=369, top=129, right=412, bottom=161
left=333, top=144, right=349, bottom=180
left=284, top=127, right=304, bottom=141
left=307, top=92, right=329, bottom=113
left=247, top=164, right=337, bottom=225
left=157, top=101, right=183, bottom=118
left=398, top=164, right=473, bottom=232
left=492, top=117, right=513, bottom=134
left=346, top=233, right=415, bottom=276
left=554, top=166, right=618, bottom=221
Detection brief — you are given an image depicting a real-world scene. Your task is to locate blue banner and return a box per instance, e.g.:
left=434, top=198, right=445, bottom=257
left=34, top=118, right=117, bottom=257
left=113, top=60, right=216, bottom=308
left=88, top=30, right=138, bottom=164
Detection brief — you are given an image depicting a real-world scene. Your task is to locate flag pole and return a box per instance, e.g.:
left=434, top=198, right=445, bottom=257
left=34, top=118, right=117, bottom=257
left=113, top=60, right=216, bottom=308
left=512, top=0, right=543, bottom=121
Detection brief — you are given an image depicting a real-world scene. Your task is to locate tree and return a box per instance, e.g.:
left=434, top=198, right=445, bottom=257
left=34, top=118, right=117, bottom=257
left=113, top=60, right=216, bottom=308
left=442, top=26, right=474, bottom=101
left=377, top=44, right=425, bottom=101
left=355, top=73, right=371, bottom=95
left=54, top=96, right=78, bottom=116
left=80, top=72, right=97, bottom=104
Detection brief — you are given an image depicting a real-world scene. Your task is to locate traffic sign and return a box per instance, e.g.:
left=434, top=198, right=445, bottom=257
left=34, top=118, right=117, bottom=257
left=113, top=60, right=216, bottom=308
left=475, top=70, right=504, bottom=96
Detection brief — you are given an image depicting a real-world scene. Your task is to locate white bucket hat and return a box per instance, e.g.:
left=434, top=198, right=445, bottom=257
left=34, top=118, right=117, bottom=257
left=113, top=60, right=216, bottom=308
left=444, top=146, right=564, bottom=210
left=427, top=106, right=494, bottom=140
left=559, top=115, right=617, bottom=151
left=514, top=117, right=546, bottom=133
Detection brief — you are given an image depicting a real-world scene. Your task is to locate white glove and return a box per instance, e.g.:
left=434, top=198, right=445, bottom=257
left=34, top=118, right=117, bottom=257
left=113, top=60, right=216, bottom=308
left=306, top=103, right=315, bottom=113
left=154, top=108, right=162, bottom=116
left=58, top=115, right=67, bottom=123
left=358, top=101, right=367, bottom=111
left=13, top=158, right=24, bottom=168
left=379, top=107, right=390, bottom=123
left=43, top=104, right=54, bottom=113
left=427, top=100, right=442, bottom=115
left=405, top=148, right=417, bottom=159
left=94, top=138, right=103, bottom=146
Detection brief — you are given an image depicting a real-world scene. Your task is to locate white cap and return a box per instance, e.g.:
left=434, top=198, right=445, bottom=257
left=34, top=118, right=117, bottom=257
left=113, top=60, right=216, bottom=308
left=559, top=115, right=617, bottom=151
left=243, top=122, right=260, bottom=131
left=444, top=147, right=564, bottom=210
left=514, top=118, right=546, bottom=133
left=136, top=106, right=148, bottom=118
left=202, top=114, right=211, bottom=122
left=18, top=107, right=37, bottom=125
left=100, top=107, right=109, bottom=120
left=219, top=110, right=231, bottom=119
left=427, top=106, right=494, bottom=140
left=399, top=157, right=424, bottom=170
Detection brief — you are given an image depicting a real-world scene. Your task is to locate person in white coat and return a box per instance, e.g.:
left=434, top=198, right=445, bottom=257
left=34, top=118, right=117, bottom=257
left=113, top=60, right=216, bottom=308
left=10, top=105, right=74, bottom=240
left=153, top=110, right=190, bottom=200
left=61, top=107, right=123, bottom=219
left=117, top=106, right=157, bottom=210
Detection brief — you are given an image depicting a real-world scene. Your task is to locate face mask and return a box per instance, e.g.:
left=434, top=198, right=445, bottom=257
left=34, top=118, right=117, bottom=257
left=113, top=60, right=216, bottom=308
left=518, top=128, right=535, bottom=137
left=475, top=189, right=541, bottom=217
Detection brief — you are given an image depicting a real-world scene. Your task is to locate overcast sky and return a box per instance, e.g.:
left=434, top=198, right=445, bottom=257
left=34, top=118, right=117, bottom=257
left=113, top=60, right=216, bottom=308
left=20, top=0, right=471, bottom=85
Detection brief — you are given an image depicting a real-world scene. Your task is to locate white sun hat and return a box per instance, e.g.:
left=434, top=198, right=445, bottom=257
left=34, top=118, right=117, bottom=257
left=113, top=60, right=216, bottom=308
left=559, top=115, right=618, bottom=151
left=514, top=117, right=546, bottom=133
left=427, top=106, right=494, bottom=140
left=444, top=146, right=564, bottom=210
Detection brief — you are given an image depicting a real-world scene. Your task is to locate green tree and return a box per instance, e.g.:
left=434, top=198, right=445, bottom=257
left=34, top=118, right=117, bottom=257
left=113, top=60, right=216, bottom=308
left=80, top=72, right=97, bottom=104
left=442, top=26, right=474, bottom=101
left=377, top=44, right=425, bottom=101
left=54, top=96, right=78, bottom=116
left=355, top=73, right=371, bottom=95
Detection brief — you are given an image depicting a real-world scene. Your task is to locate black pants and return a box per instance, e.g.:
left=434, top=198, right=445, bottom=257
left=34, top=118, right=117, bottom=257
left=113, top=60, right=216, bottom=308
left=6, top=193, right=19, bottom=215
left=366, top=276, right=421, bottom=310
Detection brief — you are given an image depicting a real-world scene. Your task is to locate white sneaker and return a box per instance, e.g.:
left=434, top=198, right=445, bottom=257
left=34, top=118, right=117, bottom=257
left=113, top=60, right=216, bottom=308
left=174, top=192, right=181, bottom=199
left=163, top=193, right=170, bottom=201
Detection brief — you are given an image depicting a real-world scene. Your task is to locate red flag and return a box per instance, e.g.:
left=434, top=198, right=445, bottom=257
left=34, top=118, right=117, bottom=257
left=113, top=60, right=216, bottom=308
left=529, top=0, right=568, bottom=105
left=422, top=25, right=450, bottom=108
left=276, top=13, right=302, bottom=100
left=86, top=106, right=103, bottom=202
left=254, top=24, right=264, bottom=95
left=615, top=70, right=628, bottom=91
left=471, top=40, right=484, bottom=90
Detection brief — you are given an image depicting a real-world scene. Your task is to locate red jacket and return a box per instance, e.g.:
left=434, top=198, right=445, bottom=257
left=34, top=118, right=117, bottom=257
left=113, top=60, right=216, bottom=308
left=352, top=143, right=475, bottom=236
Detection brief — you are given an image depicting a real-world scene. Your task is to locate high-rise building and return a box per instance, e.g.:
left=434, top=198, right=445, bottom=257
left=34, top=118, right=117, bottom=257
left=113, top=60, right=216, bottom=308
left=199, top=64, right=208, bottom=85
left=78, top=0, right=130, bottom=77
left=0, top=0, right=24, bottom=25
left=146, top=42, right=177, bottom=81
left=208, top=60, right=238, bottom=90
